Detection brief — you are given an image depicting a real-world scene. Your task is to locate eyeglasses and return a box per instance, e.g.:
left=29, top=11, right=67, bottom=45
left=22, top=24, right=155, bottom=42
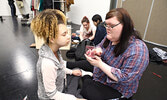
left=104, top=22, right=121, bottom=29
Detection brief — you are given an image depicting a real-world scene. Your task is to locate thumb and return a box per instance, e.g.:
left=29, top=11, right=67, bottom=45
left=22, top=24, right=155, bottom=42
left=94, top=55, right=100, bottom=59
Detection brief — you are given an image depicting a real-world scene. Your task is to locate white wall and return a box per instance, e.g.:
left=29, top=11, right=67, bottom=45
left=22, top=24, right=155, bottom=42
left=0, top=0, right=32, bottom=16
left=0, top=0, right=110, bottom=24
left=67, top=0, right=111, bottom=25
left=0, top=0, right=11, bottom=16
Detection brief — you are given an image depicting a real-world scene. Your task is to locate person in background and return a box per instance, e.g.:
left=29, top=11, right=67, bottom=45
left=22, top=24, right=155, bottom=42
left=31, top=9, right=86, bottom=100
left=71, top=32, right=80, bottom=45
left=0, top=16, right=3, bottom=22
left=67, top=15, right=107, bottom=72
left=71, top=33, right=80, bottom=41
left=79, top=16, right=96, bottom=41
left=92, top=14, right=107, bottom=45
left=8, top=0, right=17, bottom=17
left=81, top=8, right=149, bottom=100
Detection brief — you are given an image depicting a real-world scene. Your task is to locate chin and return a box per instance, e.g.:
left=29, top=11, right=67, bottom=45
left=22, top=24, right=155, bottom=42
left=107, top=35, right=113, bottom=41
left=65, top=41, right=70, bottom=46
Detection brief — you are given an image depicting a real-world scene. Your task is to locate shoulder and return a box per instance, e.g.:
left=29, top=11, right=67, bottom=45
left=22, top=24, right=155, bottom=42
left=41, top=58, right=59, bottom=70
left=133, top=38, right=147, bottom=50
left=90, top=23, right=96, bottom=31
left=125, top=37, right=148, bottom=56
left=96, top=24, right=106, bottom=33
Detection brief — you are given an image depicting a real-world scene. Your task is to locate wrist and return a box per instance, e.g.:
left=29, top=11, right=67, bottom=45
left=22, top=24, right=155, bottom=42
left=97, top=61, right=104, bottom=68
left=70, top=70, right=73, bottom=75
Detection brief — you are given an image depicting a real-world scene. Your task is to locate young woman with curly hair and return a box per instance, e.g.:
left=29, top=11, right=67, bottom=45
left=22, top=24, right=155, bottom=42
left=31, top=9, right=86, bottom=100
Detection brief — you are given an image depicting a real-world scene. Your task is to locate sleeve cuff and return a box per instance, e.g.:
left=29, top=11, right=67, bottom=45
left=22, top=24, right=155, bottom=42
left=106, top=67, right=120, bottom=83
left=65, top=68, right=73, bottom=75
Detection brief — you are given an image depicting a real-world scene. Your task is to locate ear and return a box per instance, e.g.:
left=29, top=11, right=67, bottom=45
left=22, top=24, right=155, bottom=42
left=50, top=37, right=55, bottom=44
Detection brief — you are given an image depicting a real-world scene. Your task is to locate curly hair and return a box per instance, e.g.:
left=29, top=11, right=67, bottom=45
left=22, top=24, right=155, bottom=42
left=31, top=9, right=66, bottom=44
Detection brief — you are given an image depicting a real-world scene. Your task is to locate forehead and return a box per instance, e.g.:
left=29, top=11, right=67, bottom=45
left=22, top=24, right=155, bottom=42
left=83, top=22, right=89, bottom=25
left=105, top=16, right=119, bottom=24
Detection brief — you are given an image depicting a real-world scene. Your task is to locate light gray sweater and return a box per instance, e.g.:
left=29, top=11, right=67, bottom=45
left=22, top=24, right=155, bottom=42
left=36, top=44, right=76, bottom=100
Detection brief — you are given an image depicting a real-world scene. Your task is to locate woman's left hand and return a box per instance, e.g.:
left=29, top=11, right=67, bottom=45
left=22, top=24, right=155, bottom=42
left=85, top=54, right=102, bottom=68
left=72, top=69, right=82, bottom=76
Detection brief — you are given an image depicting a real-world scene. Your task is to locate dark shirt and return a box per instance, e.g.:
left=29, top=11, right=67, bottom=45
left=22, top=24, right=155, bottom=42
left=93, top=22, right=107, bottom=45
left=43, top=0, right=53, bottom=9
left=8, top=0, right=14, bottom=5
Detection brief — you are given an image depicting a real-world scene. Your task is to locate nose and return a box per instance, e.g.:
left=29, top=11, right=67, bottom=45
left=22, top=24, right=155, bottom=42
left=106, top=28, right=111, bottom=34
left=83, top=26, right=87, bottom=28
left=67, top=34, right=71, bottom=40
left=106, top=27, right=110, bottom=31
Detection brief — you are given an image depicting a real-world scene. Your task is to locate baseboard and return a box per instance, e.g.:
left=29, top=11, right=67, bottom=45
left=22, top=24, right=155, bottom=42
left=144, top=40, right=167, bottom=48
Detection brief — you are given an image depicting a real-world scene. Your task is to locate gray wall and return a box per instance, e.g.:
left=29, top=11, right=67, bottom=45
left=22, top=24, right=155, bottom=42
left=117, top=0, right=167, bottom=47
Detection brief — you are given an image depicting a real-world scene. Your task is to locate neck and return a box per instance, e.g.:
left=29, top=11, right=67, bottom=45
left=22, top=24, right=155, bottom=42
left=49, top=43, right=59, bottom=54
left=112, top=41, right=119, bottom=45
left=49, top=44, right=60, bottom=61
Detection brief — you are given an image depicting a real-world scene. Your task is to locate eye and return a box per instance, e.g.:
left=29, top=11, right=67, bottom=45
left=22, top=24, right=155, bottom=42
left=62, top=33, right=66, bottom=36
left=109, top=24, right=115, bottom=27
left=62, top=31, right=67, bottom=36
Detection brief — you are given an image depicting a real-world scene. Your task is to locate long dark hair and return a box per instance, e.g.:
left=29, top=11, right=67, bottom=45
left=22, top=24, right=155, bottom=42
left=103, top=8, right=141, bottom=57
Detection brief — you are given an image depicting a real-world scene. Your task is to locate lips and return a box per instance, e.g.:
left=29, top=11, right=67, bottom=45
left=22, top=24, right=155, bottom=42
left=107, top=31, right=112, bottom=35
left=67, top=40, right=70, bottom=44
left=67, top=41, right=70, bottom=44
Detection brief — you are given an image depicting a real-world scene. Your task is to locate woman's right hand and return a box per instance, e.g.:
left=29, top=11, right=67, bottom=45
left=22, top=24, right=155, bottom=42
left=85, top=53, right=102, bottom=68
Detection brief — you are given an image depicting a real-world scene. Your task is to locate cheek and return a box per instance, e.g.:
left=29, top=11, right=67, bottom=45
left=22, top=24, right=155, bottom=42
left=56, top=37, right=64, bottom=43
left=115, top=30, right=121, bottom=38
left=57, top=39, right=65, bottom=46
left=94, top=23, right=97, bottom=26
left=114, top=30, right=122, bottom=40
left=58, top=36, right=70, bottom=45
left=107, top=30, right=122, bottom=41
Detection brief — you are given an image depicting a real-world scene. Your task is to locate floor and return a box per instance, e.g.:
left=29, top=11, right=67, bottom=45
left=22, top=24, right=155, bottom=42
left=0, top=16, right=167, bottom=100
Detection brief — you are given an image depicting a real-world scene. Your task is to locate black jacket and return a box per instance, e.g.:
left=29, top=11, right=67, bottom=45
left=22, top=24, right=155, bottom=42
left=43, top=0, right=53, bottom=9
left=93, top=22, right=107, bottom=45
left=8, top=0, right=14, bottom=5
